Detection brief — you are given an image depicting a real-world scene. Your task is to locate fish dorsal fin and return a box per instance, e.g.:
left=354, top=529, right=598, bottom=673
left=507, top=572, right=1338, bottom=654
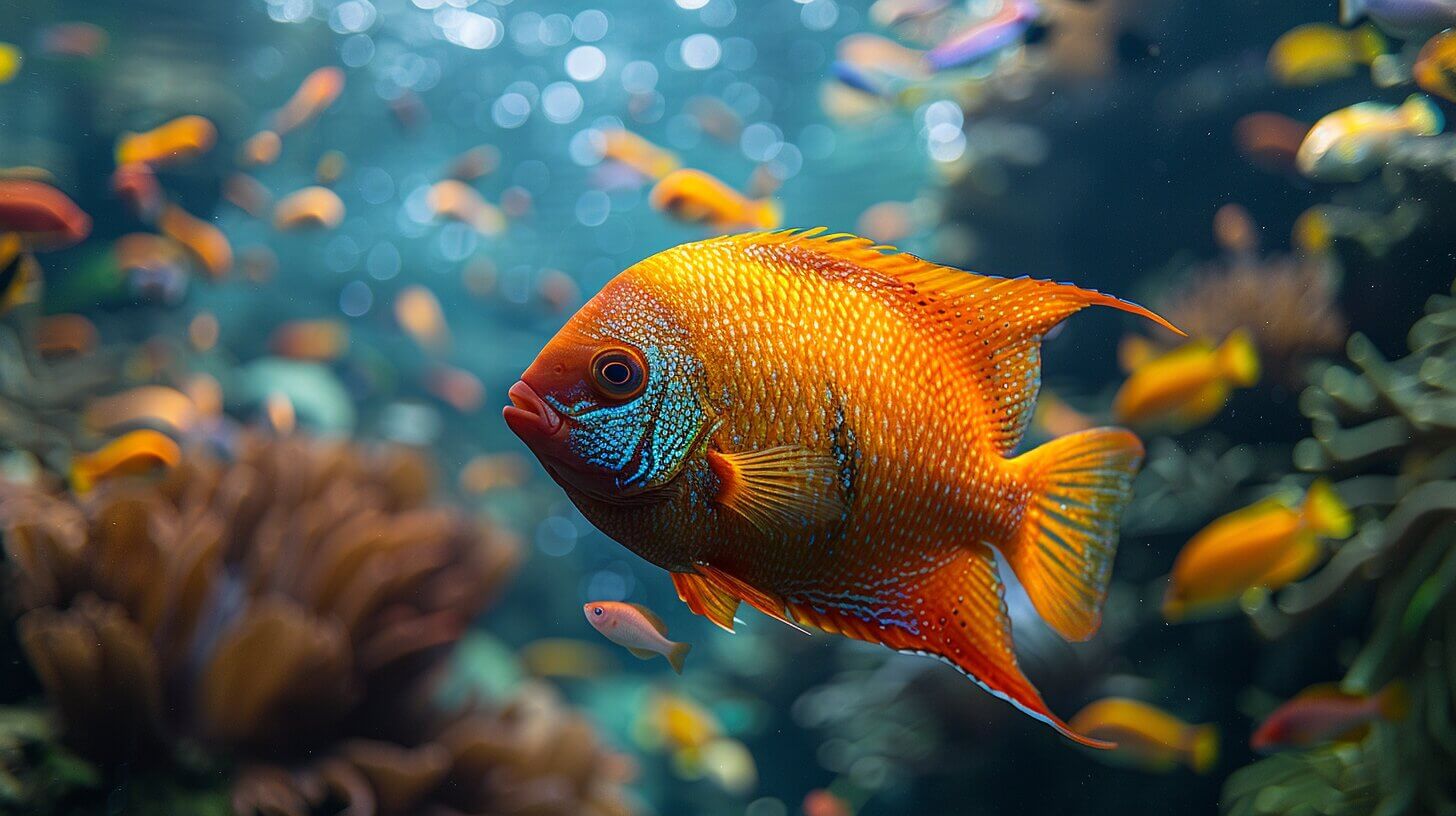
left=716, top=229, right=1181, bottom=455
left=672, top=571, right=740, bottom=632
left=629, top=602, right=669, bottom=637
left=706, top=446, right=847, bottom=535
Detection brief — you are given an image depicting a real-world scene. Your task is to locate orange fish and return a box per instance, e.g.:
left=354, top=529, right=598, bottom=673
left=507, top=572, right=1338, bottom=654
left=1069, top=698, right=1218, bottom=773
left=1112, top=330, right=1260, bottom=430
left=269, top=319, right=348, bottom=361
left=446, top=144, right=500, bottom=181
left=0, top=180, right=91, bottom=248
left=71, top=429, right=181, bottom=493
left=273, top=186, right=345, bottom=230
left=425, top=364, right=484, bottom=412
left=35, top=313, right=98, bottom=358
left=115, top=115, right=217, bottom=167
left=241, top=130, right=283, bottom=167
left=650, top=169, right=781, bottom=231
left=584, top=601, right=692, bottom=674
left=314, top=150, right=347, bottom=185
left=803, top=789, right=853, bottom=816
left=223, top=174, right=273, bottom=218
left=1414, top=29, right=1456, bottom=103
left=274, top=67, right=345, bottom=135
left=601, top=129, right=681, bottom=180
left=1163, top=480, right=1352, bottom=621
left=1234, top=112, right=1311, bottom=175
left=395, top=284, right=449, bottom=352
left=85, top=385, right=198, bottom=436
left=1251, top=683, right=1406, bottom=752
left=428, top=180, right=504, bottom=236
left=159, top=203, right=233, bottom=278
left=505, top=229, right=1178, bottom=745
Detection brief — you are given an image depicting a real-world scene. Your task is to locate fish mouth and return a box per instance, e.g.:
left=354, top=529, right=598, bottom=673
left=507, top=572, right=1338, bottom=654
left=503, top=380, right=564, bottom=439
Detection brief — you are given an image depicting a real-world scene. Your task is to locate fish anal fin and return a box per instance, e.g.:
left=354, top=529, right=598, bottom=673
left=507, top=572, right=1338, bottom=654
left=784, top=545, right=1110, bottom=748
left=672, top=571, right=739, bottom=632
left=695, top=565, right=809, bottom=632
left=627, top=647, right=657, bottom=661
left=707, top=229, right=1181, bottom=455
left=706, top=446, right=847, bottom=535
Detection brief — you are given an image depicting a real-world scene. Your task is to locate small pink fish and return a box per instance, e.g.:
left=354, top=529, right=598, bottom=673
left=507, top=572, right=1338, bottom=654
left=584, top=601, right=692, bottom=674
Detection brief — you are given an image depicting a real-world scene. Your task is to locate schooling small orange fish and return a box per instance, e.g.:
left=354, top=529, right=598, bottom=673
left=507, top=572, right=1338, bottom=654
left=1113, top=330, right=1260, bottom=430
left=585, top=601, right=692, bottom=674
left=1163, top=479, right=1352, bottom=621
left=1069, top=697, right=1219, bottom=773
left=71, top=429, right=181, bottom=493
left=649, top=169, right=781, bottom=231
left=1251, top=682, right=1406, bottom=752
left=506, top=229, right=1179, bottom=745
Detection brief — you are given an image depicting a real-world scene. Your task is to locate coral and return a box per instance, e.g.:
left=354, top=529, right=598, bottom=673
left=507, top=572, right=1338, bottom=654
left=1154, top=255, right=1347, bottom=388
left=1223, top=278, right=1456, bottom=815
left=0, top=431, right=637, bottom=816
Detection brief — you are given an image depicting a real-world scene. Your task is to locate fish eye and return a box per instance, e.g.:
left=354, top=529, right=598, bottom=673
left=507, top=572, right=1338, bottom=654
left=592, top=606, right=604, bottom=616
left=589, top=348, right=647, bottom=400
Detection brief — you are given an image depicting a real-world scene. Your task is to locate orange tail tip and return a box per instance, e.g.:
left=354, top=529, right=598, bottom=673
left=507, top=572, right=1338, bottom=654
left=1006, top=427, right=1145, bottom=642
left=1301, top=478, right=1353, bottom=539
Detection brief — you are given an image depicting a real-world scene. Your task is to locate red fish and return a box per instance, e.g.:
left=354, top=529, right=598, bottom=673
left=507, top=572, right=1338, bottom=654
left=0, top=180, right=91, bottom=248
left=1251, top=683, right=1406, bottom=752
left=505, top=229, right=1178, bottom=745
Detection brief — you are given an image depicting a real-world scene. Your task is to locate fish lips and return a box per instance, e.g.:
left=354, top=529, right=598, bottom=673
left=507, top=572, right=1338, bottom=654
left=503, top=379, right=564, bottom=443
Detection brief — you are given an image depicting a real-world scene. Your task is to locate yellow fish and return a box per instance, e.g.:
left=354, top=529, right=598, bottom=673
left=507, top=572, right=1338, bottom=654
left=1267, top=24, right=1385, bottom=87
left=1163, top=480, right=1353, bottom=621
left=1297, top=94, right=1444, bottom=181
left=1070, top=698, right=1218, bottom=773
left=0, top=43, right=22, bottom=84
left=649, top=169, right=781, bottom=231
left=71, top=429, right=182, bottom=493
left=1415, top=29, right=1456, bottom=103
left=1112, top=330, right=1259, bottom=430
left=505, top=229, right=1178, bottom=744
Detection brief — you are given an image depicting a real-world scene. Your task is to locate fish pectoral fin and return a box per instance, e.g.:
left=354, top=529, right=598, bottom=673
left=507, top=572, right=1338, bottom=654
left=627, top=647, right=658, bottom=661
left=672, top=571, right=740, bottom=632
left=706, top=446, right=847, bottom=535
left=785, top=545, right=1110, bottom=749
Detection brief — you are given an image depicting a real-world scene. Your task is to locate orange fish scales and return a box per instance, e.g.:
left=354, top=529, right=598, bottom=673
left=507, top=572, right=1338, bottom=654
left=508, top=229, right=1179, bottom=746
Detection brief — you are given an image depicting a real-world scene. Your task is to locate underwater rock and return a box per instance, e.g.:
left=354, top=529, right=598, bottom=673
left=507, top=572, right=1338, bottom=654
left=0, top=431, right=638, bottom=816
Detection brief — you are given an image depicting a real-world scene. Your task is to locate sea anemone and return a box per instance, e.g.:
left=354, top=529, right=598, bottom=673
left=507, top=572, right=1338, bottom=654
left=0, top=431, right=637, bottom=816
left=1154, top=255, right=1347, bottom=389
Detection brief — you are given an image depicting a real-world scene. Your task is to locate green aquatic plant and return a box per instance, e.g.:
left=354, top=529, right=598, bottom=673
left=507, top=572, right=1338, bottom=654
left=0, top=431, right=638, bottom=816
left=1224, top=278, right=1456, bottom=816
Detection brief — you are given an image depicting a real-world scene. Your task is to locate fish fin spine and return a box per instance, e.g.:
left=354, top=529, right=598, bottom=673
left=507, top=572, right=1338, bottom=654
left=672, top=571, right=740, bottom=632
left=706, top=446, right=847, bottom=535
left=1006, top=427, right=1144, bottom=642
left=1188, top=725, right=1219, bottom=773
left=1302, top=478, right=1353, bottom=539
left=1402, top=94, right=1444, bottom=135
left=1217, top=329, right=1260, bottom=387
left=784, top=546, right=1111, bottom=748
left=668, top=641, right=691, bottom=674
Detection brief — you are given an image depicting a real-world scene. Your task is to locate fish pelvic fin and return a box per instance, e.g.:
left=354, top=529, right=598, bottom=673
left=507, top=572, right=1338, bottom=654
left=1006, top=427, right=1144, bottom=642
left=672, top=571, right=740, bottom=632
left=709, top=229, right=1181, bottom=455
left=784, top=544, right=1111, bottom=748
left=1301, top=478, right=1353, bottom=539
left=667, top=641, right=692, bottom=674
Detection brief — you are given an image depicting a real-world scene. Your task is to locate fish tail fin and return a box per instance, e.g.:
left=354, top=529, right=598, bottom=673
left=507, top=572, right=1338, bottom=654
left=1301, top=478, right=1353, bottom=539
left=667, top=641, right=691, bottom=675
left=1189, top=724, right=1219, bottom=773
left=753, top=198, right=782, bottom=230
left=1216, top=328, right=1260, bottom=387
left=1377, top=681, right=1409, bottom=721
left=1401, top=94, right=1445, bottom=135
left=1353, top=25, right=1386, bottom=64
left=1339, top=0, right=1365, bottom=26
left=1006, top=428, right=1144, bottom=642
